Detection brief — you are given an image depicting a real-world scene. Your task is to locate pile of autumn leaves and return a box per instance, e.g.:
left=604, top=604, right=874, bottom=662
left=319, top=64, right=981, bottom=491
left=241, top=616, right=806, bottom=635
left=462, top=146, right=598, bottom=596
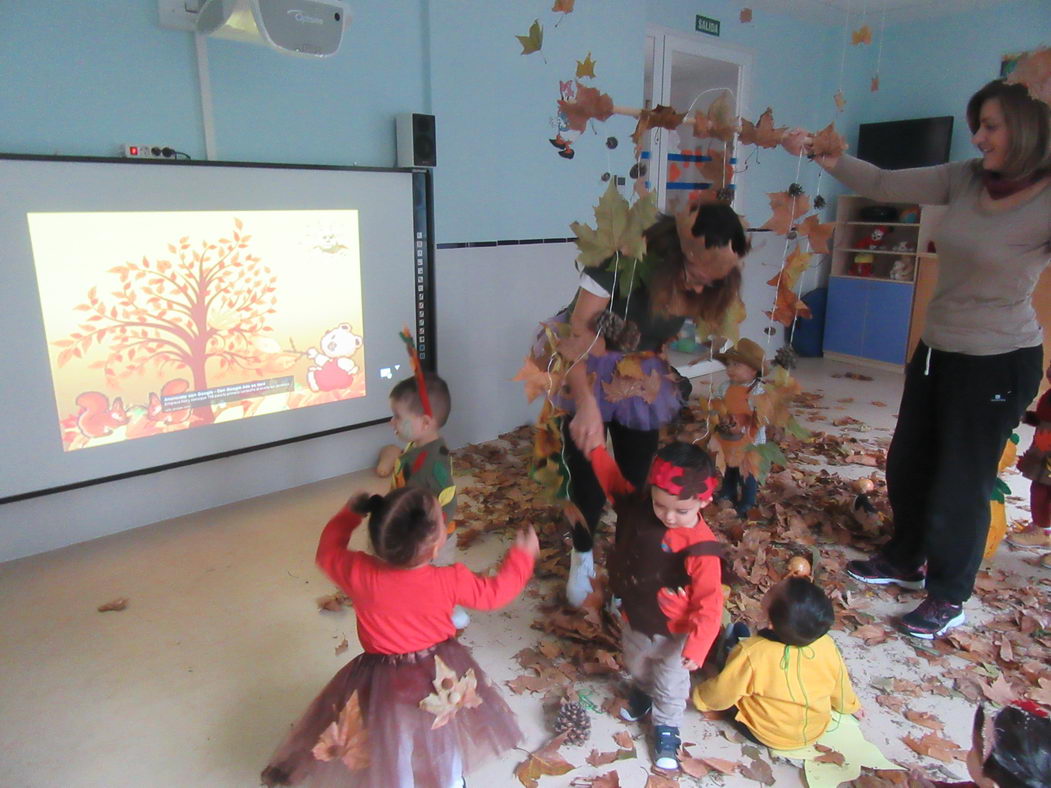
left=437, top=392, right=1050, bottom=787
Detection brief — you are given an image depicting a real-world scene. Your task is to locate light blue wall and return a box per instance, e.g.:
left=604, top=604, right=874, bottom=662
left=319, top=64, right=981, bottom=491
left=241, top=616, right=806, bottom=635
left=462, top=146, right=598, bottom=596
left=835, top=0, right=1049, bottom=162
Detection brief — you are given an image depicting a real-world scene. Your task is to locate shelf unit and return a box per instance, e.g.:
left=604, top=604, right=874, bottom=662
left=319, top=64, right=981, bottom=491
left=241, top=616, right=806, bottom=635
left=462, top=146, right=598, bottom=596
left=824, top=196, right=946, bottom=368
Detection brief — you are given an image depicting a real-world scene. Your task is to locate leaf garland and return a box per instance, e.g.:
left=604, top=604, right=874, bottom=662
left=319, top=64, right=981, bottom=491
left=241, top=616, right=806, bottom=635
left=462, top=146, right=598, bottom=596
left=739, top=108, right=786, bottom=149
left=559, top=82, right=615, bottom=132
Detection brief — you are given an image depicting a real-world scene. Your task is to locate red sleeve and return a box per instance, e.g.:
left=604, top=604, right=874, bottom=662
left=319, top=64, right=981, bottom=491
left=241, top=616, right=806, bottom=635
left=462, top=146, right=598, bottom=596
left=681, top=554, right=725, bottom=665
left=315, top=505, right=367, bottom=591
left=451, top=545, right=535, bottom=610
left=588, top=446, right=635, bottom=502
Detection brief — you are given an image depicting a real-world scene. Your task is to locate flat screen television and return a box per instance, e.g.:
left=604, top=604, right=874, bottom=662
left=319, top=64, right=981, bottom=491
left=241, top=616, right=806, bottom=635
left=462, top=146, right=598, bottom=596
left=856, top=116, right=954, bottom=170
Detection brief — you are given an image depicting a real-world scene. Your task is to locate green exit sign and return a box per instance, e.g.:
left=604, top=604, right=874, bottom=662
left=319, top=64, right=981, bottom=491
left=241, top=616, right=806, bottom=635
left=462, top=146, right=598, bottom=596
left=695, top=14, right=720, bottom=36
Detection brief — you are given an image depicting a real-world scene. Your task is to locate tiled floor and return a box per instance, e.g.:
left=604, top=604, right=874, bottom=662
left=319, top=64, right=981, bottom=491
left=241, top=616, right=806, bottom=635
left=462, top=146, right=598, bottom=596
left=1, top=356, right=1045, bottom=787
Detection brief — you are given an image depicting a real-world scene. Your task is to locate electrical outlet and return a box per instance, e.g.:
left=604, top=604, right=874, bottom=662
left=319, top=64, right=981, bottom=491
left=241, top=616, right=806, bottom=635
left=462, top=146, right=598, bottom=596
left=123, top=144, right=177, bottom=159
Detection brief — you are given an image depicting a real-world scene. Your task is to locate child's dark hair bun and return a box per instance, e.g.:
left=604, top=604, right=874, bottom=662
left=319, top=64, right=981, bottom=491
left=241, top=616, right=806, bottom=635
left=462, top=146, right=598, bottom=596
left=350, top=493, right=386, bottom=517
left=367, top=487, right=440, bottom=567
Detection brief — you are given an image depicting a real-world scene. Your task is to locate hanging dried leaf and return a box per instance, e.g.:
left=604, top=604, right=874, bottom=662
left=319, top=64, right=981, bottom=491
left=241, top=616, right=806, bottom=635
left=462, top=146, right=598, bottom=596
left=560, top=83, right=614, bottom=132
left=515, top=733, right=577, bottom=787
left=312, top=691, right=370, bottom=771
left=812, top=123, right=848, bottom=160
left=834, top=90, right=846, bottom=112
left=1005, top=47, right=1051, bottom=106
left=631, top=105, right=685, bottom=147
left=570, top=180, right=657, bottom=267
left=552, top=0, right=575, bottom=13
left=699, top=146, right=734, bottom=185
left=419, top=656, right=484, bottom=729
left=516, top=19, right=543, bottom=55
left=739, top=108, right=786, bottom=149
left=692, top=91, right=738, bottom=141
left=740, top=8, right=753, bottom=23
left=761, top=192, right=811, bottom=235
left=871, top=75, right=880, bottom=92
left=852, top=25, right=872, bottom=45
left=797, top=214, right=835, bottom=254
left=576, top=52, right=596, bottom=79
left=514, top=357, right=557, bottom=403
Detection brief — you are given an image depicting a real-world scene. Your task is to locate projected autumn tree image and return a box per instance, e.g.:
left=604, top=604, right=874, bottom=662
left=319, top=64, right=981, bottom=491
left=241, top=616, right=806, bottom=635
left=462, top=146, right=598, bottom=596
left=54, top=218, right=279, bottom=425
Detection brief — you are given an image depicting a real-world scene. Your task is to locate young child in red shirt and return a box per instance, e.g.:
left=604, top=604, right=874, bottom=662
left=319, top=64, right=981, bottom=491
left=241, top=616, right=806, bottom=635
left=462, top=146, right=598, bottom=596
left=588, top=441, right=724, bottom=772
left=261, top=487, right=538, bottom=788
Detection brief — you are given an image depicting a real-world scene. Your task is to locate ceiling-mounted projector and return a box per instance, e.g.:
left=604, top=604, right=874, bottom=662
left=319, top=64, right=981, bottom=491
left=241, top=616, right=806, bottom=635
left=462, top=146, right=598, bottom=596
left=196, top=0, right=349, bottom=57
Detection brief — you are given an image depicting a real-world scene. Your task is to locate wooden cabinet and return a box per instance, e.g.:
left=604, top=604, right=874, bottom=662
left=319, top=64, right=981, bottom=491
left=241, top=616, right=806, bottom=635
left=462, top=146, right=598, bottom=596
left=824, top=195, right=945, bottom=369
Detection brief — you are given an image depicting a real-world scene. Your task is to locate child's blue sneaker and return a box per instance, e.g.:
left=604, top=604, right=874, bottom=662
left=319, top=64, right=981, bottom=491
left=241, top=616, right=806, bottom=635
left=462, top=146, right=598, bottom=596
left=653, top=724, right=681, bottom=771
left=619, top=686, right=652, bottom=722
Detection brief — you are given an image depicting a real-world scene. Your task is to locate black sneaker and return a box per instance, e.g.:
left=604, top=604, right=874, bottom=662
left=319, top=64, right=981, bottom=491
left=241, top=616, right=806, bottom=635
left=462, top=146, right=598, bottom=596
left=846, top=555, right=925, bottom=591
left=653, top=724, right=681, bottom=771
left=619, top=686, right=652, bottom=722
left=900, top=597, right=965, bottom=639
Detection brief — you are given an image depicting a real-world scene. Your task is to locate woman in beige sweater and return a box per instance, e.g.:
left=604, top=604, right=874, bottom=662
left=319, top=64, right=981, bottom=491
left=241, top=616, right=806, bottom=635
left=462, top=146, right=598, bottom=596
left=784, top=79, right=1051, bottom=639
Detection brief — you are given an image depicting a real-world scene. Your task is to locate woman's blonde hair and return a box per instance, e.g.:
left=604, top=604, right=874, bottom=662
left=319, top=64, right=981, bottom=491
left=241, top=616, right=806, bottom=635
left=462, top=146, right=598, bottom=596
left=967, top=79, right=1051, bottom=179
left=644, top=204, right=748, bottom=322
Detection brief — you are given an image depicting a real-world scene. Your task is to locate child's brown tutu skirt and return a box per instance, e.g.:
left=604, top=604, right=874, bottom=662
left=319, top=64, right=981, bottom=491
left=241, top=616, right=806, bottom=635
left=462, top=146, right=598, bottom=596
left=261, top=638, right=521, bottom=788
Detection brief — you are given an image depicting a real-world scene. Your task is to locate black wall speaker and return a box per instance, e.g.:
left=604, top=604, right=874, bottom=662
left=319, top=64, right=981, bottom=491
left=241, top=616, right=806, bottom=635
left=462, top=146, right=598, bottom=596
left=396, top=113, right=437, bottom=168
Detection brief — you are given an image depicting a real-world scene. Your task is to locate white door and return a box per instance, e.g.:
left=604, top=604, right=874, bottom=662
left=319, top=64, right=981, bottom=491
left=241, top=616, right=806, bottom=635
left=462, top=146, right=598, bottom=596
left=644, top=27, right=753, bottom=215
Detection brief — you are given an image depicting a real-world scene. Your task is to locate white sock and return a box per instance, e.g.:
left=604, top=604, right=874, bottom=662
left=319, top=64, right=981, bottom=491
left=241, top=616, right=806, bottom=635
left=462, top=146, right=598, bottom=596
left=566, top=549, right=595, bottom=608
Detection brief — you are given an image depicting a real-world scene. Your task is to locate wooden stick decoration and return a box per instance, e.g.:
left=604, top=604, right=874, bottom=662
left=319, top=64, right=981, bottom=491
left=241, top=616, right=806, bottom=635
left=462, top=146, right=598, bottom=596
left=398, top=326, right=433, bottom=418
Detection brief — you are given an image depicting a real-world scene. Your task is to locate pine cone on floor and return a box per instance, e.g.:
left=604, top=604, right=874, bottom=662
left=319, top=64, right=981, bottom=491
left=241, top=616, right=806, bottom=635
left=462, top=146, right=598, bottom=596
left=553, top=700, right=590, bottom=745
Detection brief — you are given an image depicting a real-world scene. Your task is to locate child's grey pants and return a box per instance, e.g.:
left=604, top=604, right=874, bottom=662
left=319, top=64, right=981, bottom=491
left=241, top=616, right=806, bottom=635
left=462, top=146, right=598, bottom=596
left=621, top=623, right=689, bottom=727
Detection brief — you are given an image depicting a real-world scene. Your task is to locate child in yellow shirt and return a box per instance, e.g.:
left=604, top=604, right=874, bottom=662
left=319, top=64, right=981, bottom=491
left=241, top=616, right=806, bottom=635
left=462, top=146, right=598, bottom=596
left=692, top=577, right=860, bottom=750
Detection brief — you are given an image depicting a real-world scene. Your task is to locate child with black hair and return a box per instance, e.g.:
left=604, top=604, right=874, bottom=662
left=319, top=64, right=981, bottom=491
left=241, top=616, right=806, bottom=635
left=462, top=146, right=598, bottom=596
left=691, top=576, right=860, bottom=750
left=261, top=487, right=538, bottom=788
left=915, top=703, right=1051, bottom=788
left=587, top=440, right=725, bottom=772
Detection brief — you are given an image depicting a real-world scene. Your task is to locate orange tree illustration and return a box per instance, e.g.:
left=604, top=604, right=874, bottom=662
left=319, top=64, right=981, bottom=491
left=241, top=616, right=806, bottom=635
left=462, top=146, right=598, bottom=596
left=54, top=218, right=278, bottom=424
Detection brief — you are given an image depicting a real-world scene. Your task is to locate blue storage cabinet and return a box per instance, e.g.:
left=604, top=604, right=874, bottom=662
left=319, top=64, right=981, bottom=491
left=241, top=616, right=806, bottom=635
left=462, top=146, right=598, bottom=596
left=824, top=276, right=914, bottom=366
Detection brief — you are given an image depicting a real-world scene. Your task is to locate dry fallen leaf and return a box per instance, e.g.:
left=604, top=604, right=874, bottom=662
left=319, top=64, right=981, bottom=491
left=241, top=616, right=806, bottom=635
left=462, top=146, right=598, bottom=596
left=701, top=756, right=738, bottom=774
left=903, top=731, right=964, bottom=764
left=515, top=734, right=576, bottom=787
left=570, top=772, right=620, bottom=787
left=316, top=593, right=344, bottom=612
left=97, top=598, right=128, bottom=612
left=814, top=744, right=846, bottom=766
left=982, top=674, right=1017, bottom=706
left=904, top=709, right=944, bottom=732
left=334, top=637, right=349, bottom=656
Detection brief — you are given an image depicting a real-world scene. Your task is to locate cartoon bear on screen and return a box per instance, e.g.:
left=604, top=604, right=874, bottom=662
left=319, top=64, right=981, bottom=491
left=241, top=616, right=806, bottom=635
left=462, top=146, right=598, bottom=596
left=306, top=323, right=362, bottom=392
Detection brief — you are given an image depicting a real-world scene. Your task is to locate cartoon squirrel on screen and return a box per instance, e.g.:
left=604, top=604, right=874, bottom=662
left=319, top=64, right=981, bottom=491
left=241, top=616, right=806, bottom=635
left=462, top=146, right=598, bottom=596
left=306, top=323, right=363, bottom=392
left=75, top=392, right=129, bottom=438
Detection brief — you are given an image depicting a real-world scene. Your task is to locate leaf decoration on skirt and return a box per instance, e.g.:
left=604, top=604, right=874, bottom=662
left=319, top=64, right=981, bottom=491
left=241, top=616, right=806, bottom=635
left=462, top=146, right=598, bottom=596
left=419, top=656, right=484, bottom=729
left=601, top=369, right=664, bottom=404
left=312, top=690, right=370, bottom=771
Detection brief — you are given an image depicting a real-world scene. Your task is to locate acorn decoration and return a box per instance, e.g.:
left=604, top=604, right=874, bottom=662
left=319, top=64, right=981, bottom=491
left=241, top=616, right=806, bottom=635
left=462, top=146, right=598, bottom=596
left=553, top=699, right=591, bottom=745
left=787, top=555, right=811, bottom=578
